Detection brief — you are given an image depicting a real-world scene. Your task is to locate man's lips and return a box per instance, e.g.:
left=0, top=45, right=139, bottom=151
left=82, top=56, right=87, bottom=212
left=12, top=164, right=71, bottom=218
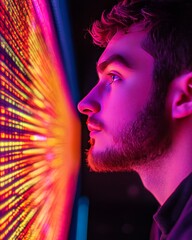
left=86, top=120, right=102, bottom=132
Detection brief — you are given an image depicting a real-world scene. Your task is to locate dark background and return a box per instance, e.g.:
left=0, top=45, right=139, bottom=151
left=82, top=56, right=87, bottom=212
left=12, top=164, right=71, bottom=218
left=68, top=1, right=159, bottom=239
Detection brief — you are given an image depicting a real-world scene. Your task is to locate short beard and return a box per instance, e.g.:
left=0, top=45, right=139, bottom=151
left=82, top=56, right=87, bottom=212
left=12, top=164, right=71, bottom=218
left=86, top=87, right=172, bottom=172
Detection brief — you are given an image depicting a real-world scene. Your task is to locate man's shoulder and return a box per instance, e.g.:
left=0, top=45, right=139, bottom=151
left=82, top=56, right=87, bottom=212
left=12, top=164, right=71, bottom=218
left=170, top=192, right=192, bottom=239
left=151, top=173, right=192, bottom=239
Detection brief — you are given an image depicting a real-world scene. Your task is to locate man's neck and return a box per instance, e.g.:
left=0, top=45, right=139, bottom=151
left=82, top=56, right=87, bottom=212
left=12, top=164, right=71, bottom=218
left=134, top=135, right=192, bottom=205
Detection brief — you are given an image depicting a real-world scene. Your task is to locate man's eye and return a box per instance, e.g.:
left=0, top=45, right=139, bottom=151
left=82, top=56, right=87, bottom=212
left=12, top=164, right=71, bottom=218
left=108, top=73, right=121, bottom=85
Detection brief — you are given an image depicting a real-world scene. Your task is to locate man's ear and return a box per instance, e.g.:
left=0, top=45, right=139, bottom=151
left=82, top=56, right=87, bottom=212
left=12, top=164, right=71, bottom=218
left=171, top=72, right=192, bottom=119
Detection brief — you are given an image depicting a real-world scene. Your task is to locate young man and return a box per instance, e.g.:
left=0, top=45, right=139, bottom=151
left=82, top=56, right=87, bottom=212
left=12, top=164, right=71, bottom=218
left=78, top=0, right=192, bottom=239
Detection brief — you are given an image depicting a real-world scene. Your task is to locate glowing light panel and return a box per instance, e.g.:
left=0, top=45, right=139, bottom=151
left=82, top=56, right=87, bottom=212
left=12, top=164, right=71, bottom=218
left=0, top=0, right=80, bottom=239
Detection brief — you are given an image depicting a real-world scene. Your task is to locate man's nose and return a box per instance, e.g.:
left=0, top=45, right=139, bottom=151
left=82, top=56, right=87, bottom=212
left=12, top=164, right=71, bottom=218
left=77, top=89, right=101, bottom=115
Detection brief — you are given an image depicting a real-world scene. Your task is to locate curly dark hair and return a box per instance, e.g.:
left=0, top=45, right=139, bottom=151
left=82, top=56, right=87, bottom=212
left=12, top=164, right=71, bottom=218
left=89, top=0, right=192, bottom=104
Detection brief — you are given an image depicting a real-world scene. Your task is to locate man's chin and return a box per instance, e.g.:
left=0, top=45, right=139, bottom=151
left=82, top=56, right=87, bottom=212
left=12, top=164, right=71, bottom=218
left=86, top=148, right=104, bottom=172
left=85, top=147, right=133, bottom=172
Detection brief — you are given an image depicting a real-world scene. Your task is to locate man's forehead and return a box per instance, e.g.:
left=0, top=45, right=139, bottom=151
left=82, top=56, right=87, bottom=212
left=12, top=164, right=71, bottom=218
left=97, top=28, right=148, bottom=71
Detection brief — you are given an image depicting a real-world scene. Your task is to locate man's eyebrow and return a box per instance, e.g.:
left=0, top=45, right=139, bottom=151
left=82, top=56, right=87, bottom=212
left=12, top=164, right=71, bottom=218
left=96, top=54, right=132, bottom=73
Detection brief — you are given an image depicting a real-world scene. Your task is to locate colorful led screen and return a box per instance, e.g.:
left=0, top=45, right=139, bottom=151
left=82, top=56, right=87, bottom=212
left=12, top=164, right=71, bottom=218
left=0, top=0, right=80, bottom=239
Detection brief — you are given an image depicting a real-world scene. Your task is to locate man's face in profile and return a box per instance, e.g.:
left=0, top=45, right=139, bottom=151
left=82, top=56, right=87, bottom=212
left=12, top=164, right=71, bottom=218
left=78, top=26, right=171, bottom=172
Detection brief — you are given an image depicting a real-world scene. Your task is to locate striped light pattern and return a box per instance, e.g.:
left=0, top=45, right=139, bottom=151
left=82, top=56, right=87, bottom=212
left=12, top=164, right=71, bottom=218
left=0, top=0, right=80, bottom=239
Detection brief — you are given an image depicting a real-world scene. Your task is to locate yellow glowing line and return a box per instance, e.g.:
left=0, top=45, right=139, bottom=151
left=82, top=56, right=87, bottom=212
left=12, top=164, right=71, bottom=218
left=22, top=148, right=46, bottom=155
left=0, top=197, right=24, bottom=224
left=28, top=166, right=49, bottom=178
left=0, top=198, right=16, bottom=224
left=33, top=88, right=44, bottom=100
left=0, top=169, right=23, bottom=184
left=1, top=61, right=31, bottom=91
left=0, top=70, right=31, bottom=101
left=1, top=191, right=39, bottom=228
left=0, top=176, right=44, bottom=214
left=0, top=208, right=37, bottom=240
left=33, top=98, right=45, bottom=109
left=0, top=165, right=39, bottom=190
left=0, top=90, right=32, bottom=115
left=9, top=209, right=37, bottom=240
left=0, top=36, right=25, bottom=74
left=13, top=178, right=42, bottom=202
left=7, top=108, right=49, bottom=131
left=0, top=141, right=24, bottom=147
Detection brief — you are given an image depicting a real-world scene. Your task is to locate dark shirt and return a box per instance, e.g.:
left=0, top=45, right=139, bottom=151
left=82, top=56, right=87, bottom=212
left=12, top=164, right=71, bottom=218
left=150, top=172, right=192, bottom=240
